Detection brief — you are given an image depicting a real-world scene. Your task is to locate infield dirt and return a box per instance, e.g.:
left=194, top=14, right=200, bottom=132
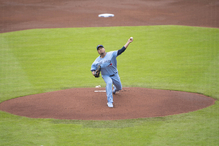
left=0, top=0, right=218, bottom=33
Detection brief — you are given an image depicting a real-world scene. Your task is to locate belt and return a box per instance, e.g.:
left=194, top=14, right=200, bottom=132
left=110, top=72, right=117, bottom=77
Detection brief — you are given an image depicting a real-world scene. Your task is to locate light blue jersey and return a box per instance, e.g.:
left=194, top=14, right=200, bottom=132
left=91, top=51, right=118, bottom=76
left=91, top=46, right=128, bottom=107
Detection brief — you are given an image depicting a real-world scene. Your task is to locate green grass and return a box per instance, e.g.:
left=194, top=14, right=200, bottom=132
left=0, top=25, right=219, bottom=145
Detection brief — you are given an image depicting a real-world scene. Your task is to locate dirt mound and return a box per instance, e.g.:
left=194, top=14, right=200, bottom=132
left=0, top=88, right=215, bottom=120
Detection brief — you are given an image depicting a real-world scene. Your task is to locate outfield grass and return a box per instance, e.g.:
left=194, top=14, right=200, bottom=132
left=0, top=26, right=218, bottom=145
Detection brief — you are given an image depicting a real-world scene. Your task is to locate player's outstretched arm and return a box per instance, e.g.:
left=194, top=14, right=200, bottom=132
left=124, top=37, right=133, bottom=48
left=117, top=37, right=134, bottom=56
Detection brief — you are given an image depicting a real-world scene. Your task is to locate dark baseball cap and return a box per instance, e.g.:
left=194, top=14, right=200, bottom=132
left=96, top=45, right=104, bottom=50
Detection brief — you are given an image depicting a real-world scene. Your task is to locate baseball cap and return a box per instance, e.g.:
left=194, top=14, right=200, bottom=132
left=96, top=45, right=104, bottom=50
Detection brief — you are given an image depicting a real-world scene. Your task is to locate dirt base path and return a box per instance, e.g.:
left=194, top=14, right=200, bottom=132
left=0, top=0, right=219, bottom=33
left=0, top=88, right=215, bottom=120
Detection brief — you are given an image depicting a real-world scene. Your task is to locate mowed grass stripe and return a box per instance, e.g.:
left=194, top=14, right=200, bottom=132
left=0, top=37, right=34, bottom=102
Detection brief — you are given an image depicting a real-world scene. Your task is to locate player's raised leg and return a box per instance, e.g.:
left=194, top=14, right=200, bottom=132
left=112, top=73, right=122, bottom=94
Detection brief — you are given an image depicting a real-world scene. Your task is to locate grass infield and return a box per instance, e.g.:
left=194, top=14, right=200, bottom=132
left=0, top=25, right=218, bottom=145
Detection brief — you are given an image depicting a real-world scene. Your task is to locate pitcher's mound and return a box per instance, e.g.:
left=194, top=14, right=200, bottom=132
left=0, top=87, right=215, bottom=120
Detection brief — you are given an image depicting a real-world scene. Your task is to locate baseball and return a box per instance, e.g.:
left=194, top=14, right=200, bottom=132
left=95, top=85, right=101, bottom=88
left=130, top=37, right=133, bottom=40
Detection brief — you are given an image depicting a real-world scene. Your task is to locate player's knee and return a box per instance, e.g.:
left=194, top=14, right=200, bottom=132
left=117, top=85, right=122, bottom=91
left=106, top=81, right=112, bottom=86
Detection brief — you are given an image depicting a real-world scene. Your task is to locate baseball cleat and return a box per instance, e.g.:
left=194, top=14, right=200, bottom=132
left=107, top=102, right=113, bottom=108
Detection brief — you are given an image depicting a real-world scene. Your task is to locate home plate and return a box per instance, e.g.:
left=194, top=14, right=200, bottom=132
left=94, top=90, right=106, bottom=92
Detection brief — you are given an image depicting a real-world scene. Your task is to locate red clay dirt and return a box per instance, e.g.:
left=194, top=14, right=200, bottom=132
left=0, top=88, right=215, bottom=120
left=0, top=0, right=218, bottom=120
left=0, top=0, right=219, bottom=33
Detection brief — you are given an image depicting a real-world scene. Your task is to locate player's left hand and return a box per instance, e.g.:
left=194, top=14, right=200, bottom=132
left=94, top=65, right=101, bottom=78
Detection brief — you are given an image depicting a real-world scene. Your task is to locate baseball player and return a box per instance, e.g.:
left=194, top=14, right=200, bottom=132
left=91, top=37, right=133, bottom=107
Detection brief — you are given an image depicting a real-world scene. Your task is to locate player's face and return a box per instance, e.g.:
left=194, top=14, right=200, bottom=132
left=97, top=47, right=105, bottom=55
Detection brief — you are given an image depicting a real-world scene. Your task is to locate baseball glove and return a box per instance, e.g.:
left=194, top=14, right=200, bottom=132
left=94, top=65, right=101, bottom=78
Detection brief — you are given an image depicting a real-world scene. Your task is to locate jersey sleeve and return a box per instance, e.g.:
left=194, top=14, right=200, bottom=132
left=91, top=64, right=96, bottom=71
left=112, top=50, right=118, bottom=57
left=91, top=59, right=98, bottom=71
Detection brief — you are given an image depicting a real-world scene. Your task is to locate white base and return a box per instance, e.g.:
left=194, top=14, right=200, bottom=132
left=98, top=13, right=114, bottom=17
left=94, top=90, right=106, bottom=92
